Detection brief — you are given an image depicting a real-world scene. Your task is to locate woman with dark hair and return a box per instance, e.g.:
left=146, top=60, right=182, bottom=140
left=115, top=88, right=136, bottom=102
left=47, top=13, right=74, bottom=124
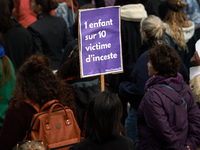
left=28, top=0, right=72, bottom=70
left=70, top=91, right=136, bottom=150
left=0, top=54, right=76, bottom=150
left=137, top=44, right=200, bottom=150
left=0, top=45, right=15, bottom=131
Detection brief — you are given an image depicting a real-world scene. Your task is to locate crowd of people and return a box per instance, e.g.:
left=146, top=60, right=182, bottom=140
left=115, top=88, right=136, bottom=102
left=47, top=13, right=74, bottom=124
left=0, top=0, right=200, bottom=150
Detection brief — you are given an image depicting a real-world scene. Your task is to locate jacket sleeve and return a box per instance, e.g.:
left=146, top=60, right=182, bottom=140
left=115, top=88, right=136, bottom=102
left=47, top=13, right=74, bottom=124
left=118, top=51, right=149, bottom=99
left=143, top=91, right=188, bottom=150
left=185, top=90, right=200, bottom=150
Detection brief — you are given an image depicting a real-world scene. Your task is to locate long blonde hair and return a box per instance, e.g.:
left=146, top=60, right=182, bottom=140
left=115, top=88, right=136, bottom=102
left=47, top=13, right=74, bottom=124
left=140, top=15, right=166, bottom=46
left=163, top=0, right=190, bottom=51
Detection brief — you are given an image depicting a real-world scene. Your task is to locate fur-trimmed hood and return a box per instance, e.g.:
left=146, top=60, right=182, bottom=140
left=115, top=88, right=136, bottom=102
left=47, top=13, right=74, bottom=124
left=121, top=4, right=148, bottom=22
left=163, top=21, right=195, bottom=43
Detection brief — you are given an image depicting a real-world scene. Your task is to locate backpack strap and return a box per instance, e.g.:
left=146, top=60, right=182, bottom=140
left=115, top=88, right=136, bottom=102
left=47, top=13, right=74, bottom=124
left=25, top=99, right=60, bottom=112
left=25, top=99, right=40, bottom=113
left=161, top=84, right=187, bottom=110
left=24, top=100, right=61, bottom=140
left=40, top=100, right=59, bottom=111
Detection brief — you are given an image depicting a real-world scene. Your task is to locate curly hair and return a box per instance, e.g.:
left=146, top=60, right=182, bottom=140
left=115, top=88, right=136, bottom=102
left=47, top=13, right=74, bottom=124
left=147, top=44, right=181, bottom=77
left=12, top=54, right=75, bottom=109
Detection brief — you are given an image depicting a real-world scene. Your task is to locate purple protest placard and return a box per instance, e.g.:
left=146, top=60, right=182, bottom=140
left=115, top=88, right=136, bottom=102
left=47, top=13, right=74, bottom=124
left=79, top=6, right=123, bottom=78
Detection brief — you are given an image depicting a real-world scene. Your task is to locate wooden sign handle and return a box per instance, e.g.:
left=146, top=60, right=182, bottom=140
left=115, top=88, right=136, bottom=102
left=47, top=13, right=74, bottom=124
left=101, top=75, right=105, bottom=92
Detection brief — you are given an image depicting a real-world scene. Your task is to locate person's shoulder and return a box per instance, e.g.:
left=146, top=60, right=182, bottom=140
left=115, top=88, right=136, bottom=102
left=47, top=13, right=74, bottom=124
left=6, top=18, right=31, bottom=35
left=118, top=135, right=135, bottom=144
left=27, top=20, right=39, bottom=31
left=69, top=138, right=92, bottom=150
left=7, top=98, right=37, bottom=114
left=70, top=136, right=136, bottom=150
left=51, top=15, right=66, bottom=23
left=111, top=136, right=136, bottom=150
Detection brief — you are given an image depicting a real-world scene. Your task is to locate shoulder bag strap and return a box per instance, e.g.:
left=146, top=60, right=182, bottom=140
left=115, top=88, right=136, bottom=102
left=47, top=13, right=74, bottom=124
left=161, top=84, right=187, bottom=110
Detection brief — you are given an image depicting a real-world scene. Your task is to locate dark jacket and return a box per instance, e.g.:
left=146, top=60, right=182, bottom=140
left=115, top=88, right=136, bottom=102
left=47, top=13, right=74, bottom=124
left=0, top=100, right=36, bottom=150
left=28, top=13, right=72, bottom=70
left=118, top=48, right=188, bottom=110
left=3, top=17, right=33, bottom=72
left=69, top=136, right=136, bottom=150
left=137, top=73, right=200, bottom=150
left=105, top=4, right=147, bottom=93
left=120, top=4, right=147, bottom=83
left=67, top=77, right=103, bottom=132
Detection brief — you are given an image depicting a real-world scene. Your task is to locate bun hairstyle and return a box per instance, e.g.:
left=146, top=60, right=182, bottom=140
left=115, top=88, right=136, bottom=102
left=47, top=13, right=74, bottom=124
left=35, top=0, right=58, bottom=13
left=167, top=0, right=187, bottom=12
left=140, top=15, right=166, bottom=45
left=48, top=0, right=58, bottom=10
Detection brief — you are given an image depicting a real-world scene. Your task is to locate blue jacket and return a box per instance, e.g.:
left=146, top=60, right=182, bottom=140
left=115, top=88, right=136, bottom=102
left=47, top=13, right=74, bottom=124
left=137, top=73, right=200, bottom=150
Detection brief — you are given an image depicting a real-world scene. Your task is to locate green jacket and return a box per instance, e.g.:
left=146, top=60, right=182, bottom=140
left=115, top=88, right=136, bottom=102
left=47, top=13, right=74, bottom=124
left=0, top=56, right=16, bottom=128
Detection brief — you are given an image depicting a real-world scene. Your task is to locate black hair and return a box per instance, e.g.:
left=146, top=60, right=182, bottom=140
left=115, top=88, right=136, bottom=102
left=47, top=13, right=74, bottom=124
left=35, top=0, right=58, bottom=13
left=85, top=91, right=123, bottom=143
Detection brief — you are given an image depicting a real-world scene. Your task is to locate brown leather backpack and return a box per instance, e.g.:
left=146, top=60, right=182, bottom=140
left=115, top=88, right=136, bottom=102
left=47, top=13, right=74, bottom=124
left=25, top=100, right=81, bottom=150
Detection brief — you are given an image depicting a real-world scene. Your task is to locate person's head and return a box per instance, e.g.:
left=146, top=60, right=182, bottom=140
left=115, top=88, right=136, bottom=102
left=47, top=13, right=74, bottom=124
left=140, top=15, right=166, bottom=45
left=147, top=44, right=181, bottom=77
left=13, top=53, right=75, bottom=108
left=30, top=0, right=58, bottom=14
left=13, top=140, right=46, bottom=150
left=0, top=0, right=13, bottom=44
left=85, top=91, right=123, bottom=143
left=159, top=0, right=189, bottom=51
left=57, top=45, right=80, bottom=81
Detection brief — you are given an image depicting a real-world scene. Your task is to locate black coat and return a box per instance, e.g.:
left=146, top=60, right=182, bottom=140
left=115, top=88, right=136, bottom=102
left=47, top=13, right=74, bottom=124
left=70, top=136, right=136, bottom=150
left=3, top=18, right=33, bottom=73
left=28, top=13, right=72, bottom=70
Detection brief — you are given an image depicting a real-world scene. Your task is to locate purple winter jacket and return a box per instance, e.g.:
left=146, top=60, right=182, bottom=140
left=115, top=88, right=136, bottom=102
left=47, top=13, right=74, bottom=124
left=137, top=73, right=200, bottom=150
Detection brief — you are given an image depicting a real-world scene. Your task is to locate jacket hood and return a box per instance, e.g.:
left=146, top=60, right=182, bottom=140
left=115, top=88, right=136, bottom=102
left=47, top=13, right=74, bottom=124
left=145, top=73, right=185, bottom=93
left=163, top=21, right=195, bottom=43
left=121, top=4, right=147, bottom=22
